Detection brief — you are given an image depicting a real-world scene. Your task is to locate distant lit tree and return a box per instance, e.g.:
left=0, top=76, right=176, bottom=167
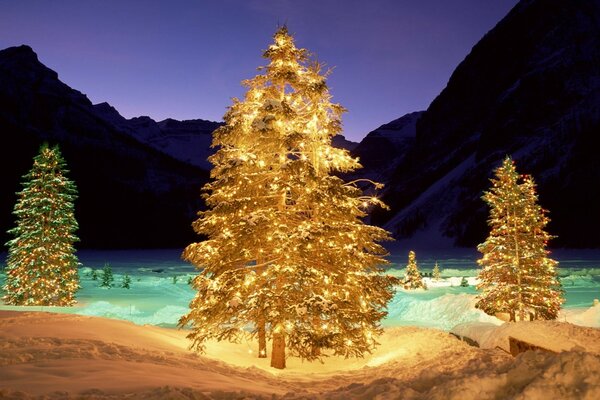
left=432, top=262, right=441, bottom=281
left=476, top=156, right=563, bottom=321
left=3, top=144, right=79, bottom=306
left=402, top=251, right=426, bottom=289
left=180, top=27, right=396, bottom=369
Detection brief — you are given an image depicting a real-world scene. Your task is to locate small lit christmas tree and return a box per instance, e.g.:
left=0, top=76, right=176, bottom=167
left=402, top=251, right=426, bottom=289
left=180, top=26, right=396, bottom=369
left=476, top=156, right=563, bottom=321
left=3, top=144, right=80, bottom=306
left=432, top=262, right=441, bottom=281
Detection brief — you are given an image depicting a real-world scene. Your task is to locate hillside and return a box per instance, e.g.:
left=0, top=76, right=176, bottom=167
left=0, top=45, right=210, bottom=248
left=370, top=0, right=600, bottom=248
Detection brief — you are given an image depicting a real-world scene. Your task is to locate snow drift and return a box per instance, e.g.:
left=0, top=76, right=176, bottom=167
left=1, top=310, right=600, bottom=399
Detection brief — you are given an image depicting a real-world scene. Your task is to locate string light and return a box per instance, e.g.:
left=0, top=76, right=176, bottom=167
left=3, top=144, right=80, bottom=306
left=179, top=26, right=396, bottom=369
left=475, top=156, right=563, bottom=321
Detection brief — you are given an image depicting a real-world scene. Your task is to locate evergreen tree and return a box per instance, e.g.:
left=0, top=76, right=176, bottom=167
left=121, top=274, right=132, bottom=289
left=402, top=251, right=426, bottom=289
left=432, top=262, right=441, bottom=281
left=91, top=269, right=99, bottom=281
left=100, top=264, right=114, bottom=288
left=476, top=157, right=563, bottom=321
left=3, top=144, right=79, bottom=306
left=180, top=27, right=396, bottom=369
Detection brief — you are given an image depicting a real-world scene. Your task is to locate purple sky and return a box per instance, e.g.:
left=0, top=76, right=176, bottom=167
left=1, top=0, right=518, bottom=142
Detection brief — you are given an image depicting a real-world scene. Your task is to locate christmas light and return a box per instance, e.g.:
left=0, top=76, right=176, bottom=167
left=475, top=157, right=564, bottom=321
left=3, top=144, right=80, bottom=306
left=402, top=251, right=426, bottom=290
left=179, top=26, right=396, bottom=370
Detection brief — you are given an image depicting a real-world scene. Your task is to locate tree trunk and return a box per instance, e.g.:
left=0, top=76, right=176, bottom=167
left=270, top=330, right=286, bottom=369
left=311, top=345, right=321, bottom=357
left=258, top=317, right=267, bottom=358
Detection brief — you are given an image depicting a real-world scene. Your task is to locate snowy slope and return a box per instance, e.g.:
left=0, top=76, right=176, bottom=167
left=2, top=311, right=600, bottom=399
left=370, top=0, right=600, bottom=248
left=349, top=111, right=422, bottom=181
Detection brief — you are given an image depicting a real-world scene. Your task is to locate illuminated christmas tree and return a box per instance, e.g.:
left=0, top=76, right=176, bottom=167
left=180, top=26, right=396, bottom=369
left=3, top=144, right=80, bottom=306
left=402, top=250, right=426, bottom=289
left=432, top=262, right=441, bottom=281
left=476, top=156, right=563, bottom=321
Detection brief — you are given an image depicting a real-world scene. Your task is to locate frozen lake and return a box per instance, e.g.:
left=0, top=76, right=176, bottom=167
left=1, top=248, right=600, bottom=330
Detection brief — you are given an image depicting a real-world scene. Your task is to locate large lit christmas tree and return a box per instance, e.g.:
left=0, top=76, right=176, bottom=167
left=476, top=156, right=563, bottom=321
left=180, top=27, right=396, bottom=369
left=3, top=144, right=80, bottom=306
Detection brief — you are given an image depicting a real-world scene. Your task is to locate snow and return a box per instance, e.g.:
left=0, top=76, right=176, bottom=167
left=2, top=249, right=600, bottom=397
left=1, top=310, right=600, bottom=399
left=564, top=302, right=600, bottom=327
left=368, top=112, right=420, bottom=143
left=383, top=154, right=477, bottom=232
left=452, top=319, right=600, bottom=355
left=2, top=248, right=600, bottom=331
left=386, top=292, right=502, bottom=330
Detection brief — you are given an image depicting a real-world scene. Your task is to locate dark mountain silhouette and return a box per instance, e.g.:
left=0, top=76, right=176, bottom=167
left=369, top=0, right=600, bottom=248
left=2, top=0, right=599, bottom=249
left=0, top=45, right=356, bottom=249
left=351, top=111, right=423, bottom=181
left=0, top=45, right=212, bottom=248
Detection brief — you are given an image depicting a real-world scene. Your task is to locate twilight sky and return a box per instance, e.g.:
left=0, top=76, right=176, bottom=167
left=1, top=0, right=518, bottom=142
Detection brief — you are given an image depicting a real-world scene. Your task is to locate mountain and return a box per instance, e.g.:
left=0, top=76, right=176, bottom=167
left=3, top=0, right=599, bottom=251
left=351, top=111, right=423, bottom=181
left=0, top=45, right=212, bottom=248
left=93, top=102, right=221, bottom=170
left=370, top=0, right=600, bottom=248
left=0, top=45, right=357, bottom=249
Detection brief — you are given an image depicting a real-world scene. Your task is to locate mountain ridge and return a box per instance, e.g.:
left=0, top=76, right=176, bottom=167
left=2, top=0, right=599, bottom=249
left=0, top=44, right=358, bottom=248
left=371, top=0, right=600, bottom=248
left=0, top=45, right=211, bottom=248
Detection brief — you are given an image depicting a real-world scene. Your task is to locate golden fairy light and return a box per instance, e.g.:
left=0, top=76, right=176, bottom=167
left=179, top=26, right=397, bottom=370
left=476, top=156, right=563, bottom=321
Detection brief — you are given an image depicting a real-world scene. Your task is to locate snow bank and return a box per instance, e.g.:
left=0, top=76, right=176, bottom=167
left=452, top=319, right=600, bottom=355
left=2, top=311, right=600, bottom=399
left=421, top=276, right=479, bottom=287
left=386, top=292, right=502, bottom=330
left=78, top=301, right=189, bottom=326
left=564, top=302, right=600, bottom=327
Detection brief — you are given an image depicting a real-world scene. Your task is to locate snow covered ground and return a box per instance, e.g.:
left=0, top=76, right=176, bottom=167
left=3, top=248, right=597, bottom=330
left=1, top=249, right=600, bottom=398
left=1, top=310, right=600, bottom=399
